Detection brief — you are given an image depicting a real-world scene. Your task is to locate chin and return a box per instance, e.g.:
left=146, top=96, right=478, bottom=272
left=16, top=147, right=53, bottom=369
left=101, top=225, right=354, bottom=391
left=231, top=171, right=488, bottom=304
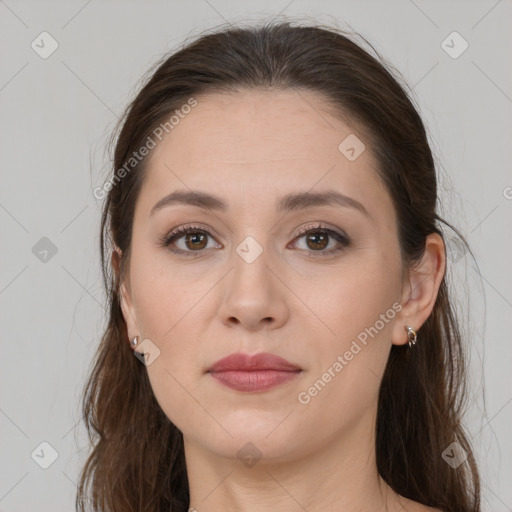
left=183, top=413, right=306, bottom=461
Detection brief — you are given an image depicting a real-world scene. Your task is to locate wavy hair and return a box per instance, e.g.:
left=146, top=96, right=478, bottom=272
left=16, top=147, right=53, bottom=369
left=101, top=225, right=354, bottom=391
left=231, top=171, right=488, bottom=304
left=77, top=19, right=481, bottom=512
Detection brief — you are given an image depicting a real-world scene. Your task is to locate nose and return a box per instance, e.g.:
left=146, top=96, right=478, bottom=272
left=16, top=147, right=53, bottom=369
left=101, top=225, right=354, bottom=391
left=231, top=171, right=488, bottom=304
left=217, top=241, right=289, bottom=332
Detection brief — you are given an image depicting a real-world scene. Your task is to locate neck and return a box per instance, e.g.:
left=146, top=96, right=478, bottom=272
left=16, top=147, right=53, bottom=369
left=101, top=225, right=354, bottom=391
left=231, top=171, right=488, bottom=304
left=184, top=407, right=401, bottom=512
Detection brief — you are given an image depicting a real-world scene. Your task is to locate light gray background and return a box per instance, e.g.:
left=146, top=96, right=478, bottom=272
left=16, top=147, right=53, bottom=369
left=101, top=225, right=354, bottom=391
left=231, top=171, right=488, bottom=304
left=0, top=1, right=511, bottom=511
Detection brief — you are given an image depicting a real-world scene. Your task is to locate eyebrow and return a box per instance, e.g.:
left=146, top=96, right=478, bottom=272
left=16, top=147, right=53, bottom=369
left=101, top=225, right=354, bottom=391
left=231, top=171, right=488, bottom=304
left=150, top=189, right=371, bottom=219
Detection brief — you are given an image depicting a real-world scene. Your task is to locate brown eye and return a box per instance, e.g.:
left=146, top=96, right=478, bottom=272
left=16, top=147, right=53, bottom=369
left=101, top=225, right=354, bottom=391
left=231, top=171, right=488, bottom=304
left=305, top=231, right=329, bottom=251
left=182, top=232, right=208, bottom=251
left=158, top=224, right=350, bottom=257
left=158, top=225, right=219, bottom=255
left=291, top=226, right=350, bottom=257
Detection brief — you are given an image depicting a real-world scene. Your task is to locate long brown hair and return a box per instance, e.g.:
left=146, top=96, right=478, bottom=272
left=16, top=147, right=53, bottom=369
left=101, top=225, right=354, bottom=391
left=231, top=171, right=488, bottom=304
left=77, top=19, right=481, bottom=512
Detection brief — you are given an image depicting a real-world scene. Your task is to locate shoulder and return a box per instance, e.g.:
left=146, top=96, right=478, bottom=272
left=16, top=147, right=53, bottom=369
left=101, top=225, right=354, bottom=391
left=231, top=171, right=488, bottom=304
left=395, top=495, right=444, bottom=512
left=406, top=503, right=443, bottom=512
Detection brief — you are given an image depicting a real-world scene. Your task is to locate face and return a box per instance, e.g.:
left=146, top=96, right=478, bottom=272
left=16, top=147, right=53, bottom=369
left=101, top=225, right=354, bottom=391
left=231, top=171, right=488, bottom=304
left=119, top=89, right=407, bottom=462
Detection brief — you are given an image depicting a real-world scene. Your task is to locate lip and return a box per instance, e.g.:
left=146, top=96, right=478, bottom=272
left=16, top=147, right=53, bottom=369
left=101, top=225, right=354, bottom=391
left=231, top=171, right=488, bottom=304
left=208, top=352, right=301, bottom=372
left=207, top=352, right=303, bottom=392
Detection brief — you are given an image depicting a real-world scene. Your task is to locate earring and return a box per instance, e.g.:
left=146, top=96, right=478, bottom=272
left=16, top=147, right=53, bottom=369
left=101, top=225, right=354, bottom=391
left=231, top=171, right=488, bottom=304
left=130, top=336, right=139, bottom=348
left=404, top=326, right=417, bottom=348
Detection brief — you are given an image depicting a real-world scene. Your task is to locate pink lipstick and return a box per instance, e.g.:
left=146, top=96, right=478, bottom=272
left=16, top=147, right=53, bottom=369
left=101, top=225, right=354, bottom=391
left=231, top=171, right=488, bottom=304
left=207, top=352, right=302, bottom=392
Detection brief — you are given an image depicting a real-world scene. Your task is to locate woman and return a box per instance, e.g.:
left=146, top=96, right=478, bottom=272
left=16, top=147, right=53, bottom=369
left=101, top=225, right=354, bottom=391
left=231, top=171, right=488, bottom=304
left=78, top=19, right=480, bottom=512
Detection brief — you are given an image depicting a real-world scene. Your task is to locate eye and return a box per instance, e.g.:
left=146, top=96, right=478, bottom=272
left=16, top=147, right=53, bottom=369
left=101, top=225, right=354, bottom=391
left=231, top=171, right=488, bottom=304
left=157, top=224, right=220, bottom=256
left=157, top=223, right=351, bottom=257
left=289, top=224, right=351, bottom=257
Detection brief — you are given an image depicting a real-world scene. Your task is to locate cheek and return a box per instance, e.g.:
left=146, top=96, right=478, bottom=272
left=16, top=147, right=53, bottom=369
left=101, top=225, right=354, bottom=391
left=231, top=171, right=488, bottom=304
left=141, top=308, right=208, bottom=433
left=146, top=366, right=213, bottom=440
left=128, top=266, right=208, bottom=428
left=312, top=257, right=399, bottom=344
left=129, top=245, right=218, bottom=340
left=300, top=257, right=400, bottom=406
left=292, top=268, right=397, bottom=434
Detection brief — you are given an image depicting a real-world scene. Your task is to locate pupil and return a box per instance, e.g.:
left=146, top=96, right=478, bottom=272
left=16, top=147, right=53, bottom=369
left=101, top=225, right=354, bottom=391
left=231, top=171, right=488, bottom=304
left=186, top=233, right=206, bottom=250
left=308, top=233, right=327, bottom=250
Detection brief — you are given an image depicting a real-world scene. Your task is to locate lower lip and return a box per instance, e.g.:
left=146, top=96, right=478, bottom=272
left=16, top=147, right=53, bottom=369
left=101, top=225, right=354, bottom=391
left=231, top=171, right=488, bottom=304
left=209, top=369, right=302, bottom=392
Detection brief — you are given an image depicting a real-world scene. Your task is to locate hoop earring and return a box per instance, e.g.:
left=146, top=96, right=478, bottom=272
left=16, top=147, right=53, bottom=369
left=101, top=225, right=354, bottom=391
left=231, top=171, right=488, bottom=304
left=130, top=336, right=139, bottom=348
left=404, top=326, right=417, bottom=348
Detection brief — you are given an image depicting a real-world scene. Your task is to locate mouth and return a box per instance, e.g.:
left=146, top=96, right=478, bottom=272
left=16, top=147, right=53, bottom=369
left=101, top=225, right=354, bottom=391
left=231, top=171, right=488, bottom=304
left=207, top=352, right=303, bottom=392
left=209, top=369, right=303, bottom=392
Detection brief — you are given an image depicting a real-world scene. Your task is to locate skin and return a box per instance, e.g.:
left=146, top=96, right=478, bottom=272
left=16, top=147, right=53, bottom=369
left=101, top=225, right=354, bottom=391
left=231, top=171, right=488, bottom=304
left=115, top=89, right=445, bottom=512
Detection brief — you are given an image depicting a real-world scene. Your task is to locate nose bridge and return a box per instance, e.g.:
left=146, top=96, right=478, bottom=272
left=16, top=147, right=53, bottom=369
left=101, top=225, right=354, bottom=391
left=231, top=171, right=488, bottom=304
left=228, top=197, right=277, bottom=271
left=235, top=233, right=266, bottom=266
left=227, top=199, right=291, bottom=287
left=230, top=230, right=275, bottom=297
left=217, top=227, right=288, bottom=330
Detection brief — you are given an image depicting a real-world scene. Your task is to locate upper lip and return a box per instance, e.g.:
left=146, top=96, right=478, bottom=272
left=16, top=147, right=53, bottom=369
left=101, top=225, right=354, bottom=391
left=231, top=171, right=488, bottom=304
left=208, top=352, right=302, bottom=372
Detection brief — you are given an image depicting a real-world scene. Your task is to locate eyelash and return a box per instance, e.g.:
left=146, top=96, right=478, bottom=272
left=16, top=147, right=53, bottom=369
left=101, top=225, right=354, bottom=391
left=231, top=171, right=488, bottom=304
left=157, top=223, right=351, bottom=258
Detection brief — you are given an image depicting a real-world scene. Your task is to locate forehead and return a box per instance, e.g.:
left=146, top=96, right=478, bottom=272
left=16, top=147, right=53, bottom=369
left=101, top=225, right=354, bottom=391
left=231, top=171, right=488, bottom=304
left=137, top=89, right=393, bottom=222
left=151, top=89, right=363, bottom=168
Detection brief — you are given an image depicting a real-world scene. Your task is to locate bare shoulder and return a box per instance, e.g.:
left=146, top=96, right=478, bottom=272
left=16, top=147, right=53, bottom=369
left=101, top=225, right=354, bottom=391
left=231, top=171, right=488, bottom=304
left=395, top=495, right=444, bottom=512
left=405, top=502, right=443, bottom=512
left=413, top=505, right=443, bottom=512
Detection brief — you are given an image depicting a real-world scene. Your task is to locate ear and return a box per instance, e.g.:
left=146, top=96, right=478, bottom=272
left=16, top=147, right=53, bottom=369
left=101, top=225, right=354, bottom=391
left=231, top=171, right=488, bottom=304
left=111, top=247, right=139, bottom=344
left=391, top=233, right=446, bottom=346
